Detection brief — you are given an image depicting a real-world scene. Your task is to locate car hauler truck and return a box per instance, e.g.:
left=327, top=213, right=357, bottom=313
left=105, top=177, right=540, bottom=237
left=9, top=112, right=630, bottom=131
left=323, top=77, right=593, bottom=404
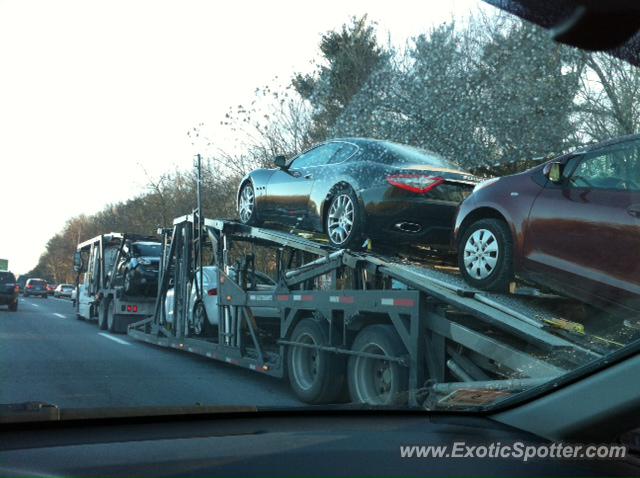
left=127, top=214, right=612, bottom=407
left=74, top=233, right=161, bottom=333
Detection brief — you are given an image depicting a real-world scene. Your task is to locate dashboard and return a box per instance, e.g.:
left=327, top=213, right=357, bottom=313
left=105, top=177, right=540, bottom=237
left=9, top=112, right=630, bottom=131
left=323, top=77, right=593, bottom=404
left=1, top=411, right=637, bottom=477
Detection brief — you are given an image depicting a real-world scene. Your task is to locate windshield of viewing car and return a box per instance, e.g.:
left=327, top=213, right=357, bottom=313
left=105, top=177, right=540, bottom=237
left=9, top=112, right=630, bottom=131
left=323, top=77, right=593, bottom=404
left=2, top=0, right=640, bottom=420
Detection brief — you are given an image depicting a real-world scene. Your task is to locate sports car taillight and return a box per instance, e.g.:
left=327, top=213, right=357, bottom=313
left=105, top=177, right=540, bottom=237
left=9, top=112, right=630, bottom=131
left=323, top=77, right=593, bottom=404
left=386, top=174, right=444, bottom=194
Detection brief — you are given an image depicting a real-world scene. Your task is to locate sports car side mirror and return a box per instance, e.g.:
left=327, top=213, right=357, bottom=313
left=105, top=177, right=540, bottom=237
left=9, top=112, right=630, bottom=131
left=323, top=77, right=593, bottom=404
left=274, top=155, right=287, bottom=168
left=543, top=162, right=563, bottom=183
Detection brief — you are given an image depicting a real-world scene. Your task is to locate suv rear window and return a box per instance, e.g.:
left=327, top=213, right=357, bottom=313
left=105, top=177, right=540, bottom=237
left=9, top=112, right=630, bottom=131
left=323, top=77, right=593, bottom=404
left=28, top=279, right=46, bottom=286
left=0, top=272, right=16, bottom=284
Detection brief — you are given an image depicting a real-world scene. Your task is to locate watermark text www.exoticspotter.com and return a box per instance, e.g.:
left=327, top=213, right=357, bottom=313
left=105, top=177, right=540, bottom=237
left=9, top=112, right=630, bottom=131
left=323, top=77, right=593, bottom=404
left=400, top=442, right=626, bottom=462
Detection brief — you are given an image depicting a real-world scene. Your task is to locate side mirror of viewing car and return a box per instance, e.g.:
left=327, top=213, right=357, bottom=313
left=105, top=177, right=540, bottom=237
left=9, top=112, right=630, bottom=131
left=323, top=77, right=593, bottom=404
left=274, top=155, right=287, bottom=169
left=73, top=251, right=83, bottom=272
left=543, top=161, right=563, bottom=183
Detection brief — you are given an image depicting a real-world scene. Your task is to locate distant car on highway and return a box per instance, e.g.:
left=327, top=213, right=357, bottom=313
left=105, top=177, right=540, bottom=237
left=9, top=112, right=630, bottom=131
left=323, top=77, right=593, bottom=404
left=238, top=138, right=478, bottom=248
left=54, top=284, right=75, bottom=298
left=454, top=134, right=640, bottom=314
left=0, top=271, right=19, bottom=311
left=16, top=275, right=29, bottom=294
left=164, top=266, right=278, bottom=336
left=46, top=283, right=56, bottom=295
left=23, top=278, right=48, bottom=298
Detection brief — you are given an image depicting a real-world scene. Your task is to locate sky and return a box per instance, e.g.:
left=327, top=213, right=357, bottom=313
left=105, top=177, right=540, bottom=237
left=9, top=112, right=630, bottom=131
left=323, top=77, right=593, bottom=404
left=0, top=0, right=489, bottom=275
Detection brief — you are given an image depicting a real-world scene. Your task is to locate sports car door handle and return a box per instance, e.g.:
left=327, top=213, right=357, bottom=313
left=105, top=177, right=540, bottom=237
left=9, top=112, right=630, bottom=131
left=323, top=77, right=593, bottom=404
left=304, top=174, right=313, bottom=180
left=627, top=204, right=640, bottom=217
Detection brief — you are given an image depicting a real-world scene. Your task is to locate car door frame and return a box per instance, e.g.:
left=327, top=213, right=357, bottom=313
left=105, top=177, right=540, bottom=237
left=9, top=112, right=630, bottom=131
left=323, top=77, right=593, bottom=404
left=263, top=142, right=345, bottom=226
left=523, top=145, right=640, bottom=310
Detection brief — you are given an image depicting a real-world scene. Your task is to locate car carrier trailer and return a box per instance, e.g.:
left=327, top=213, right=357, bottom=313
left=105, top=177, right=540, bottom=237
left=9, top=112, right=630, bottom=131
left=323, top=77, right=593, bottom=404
left=74, top=233, right=159, bottom=333
left=126, top=214, right=613, bottom=407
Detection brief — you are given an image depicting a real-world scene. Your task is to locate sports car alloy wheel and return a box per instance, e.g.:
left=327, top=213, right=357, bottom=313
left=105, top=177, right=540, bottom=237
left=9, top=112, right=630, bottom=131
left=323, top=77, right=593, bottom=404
left=327, top=194, right=355, bottom=245
left=463, top=228, right=499, bottom=279
left=239, top=184, right=255, bottom=224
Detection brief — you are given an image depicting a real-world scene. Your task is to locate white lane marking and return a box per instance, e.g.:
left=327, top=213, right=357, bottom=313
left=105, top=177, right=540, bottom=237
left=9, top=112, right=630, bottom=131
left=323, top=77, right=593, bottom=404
left=53, top=313, right=66, bottom=319
left=30, top=303, right=40, bottom=308
left=98, top=333, right=131, bottom=346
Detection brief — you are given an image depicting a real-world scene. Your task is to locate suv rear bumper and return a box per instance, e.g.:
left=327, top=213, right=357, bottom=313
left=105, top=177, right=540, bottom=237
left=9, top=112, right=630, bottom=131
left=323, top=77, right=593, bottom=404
left=0, top=293, right=18, bottom=305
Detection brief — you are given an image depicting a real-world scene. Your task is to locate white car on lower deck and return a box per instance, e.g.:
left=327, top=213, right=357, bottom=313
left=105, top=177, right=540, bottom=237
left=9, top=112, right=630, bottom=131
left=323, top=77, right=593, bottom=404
left=164, top=266, right=279, bottom=336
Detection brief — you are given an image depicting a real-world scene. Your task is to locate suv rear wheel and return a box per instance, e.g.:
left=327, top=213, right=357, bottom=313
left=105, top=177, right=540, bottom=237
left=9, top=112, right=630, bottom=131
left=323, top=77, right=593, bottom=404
left=458, top=218, right=513, bottom=292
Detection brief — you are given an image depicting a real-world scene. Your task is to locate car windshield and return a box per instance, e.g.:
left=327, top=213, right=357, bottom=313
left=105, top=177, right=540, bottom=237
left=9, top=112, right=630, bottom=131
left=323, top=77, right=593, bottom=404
left=131, top=243, right=161, bottom=257
left=3, top=0, right=640, bottom=424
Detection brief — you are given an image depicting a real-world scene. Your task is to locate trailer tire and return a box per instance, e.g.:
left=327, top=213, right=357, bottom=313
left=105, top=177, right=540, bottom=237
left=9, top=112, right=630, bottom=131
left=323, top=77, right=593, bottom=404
left=98, top=299, right=109, bottom=330
left=347, top=325, right=408, bottom=406
left=287, top=318, right=345, bottom=404
left=107, top=299, right=119, bottom=333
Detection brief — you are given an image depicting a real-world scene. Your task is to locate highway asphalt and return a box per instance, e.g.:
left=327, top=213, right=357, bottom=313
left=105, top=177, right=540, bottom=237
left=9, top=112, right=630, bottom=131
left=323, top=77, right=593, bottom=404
left=0, top=295, right=302, bottom=409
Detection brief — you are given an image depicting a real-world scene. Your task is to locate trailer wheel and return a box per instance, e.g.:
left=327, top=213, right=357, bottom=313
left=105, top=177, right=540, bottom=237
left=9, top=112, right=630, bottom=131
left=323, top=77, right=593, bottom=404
left=98, top=299, right=109, bottom=330
left=107, top=299, right=118, bottom=333
left=348, top=325, right=408, bottom=406
left=287, top=318, right=345, bottom=404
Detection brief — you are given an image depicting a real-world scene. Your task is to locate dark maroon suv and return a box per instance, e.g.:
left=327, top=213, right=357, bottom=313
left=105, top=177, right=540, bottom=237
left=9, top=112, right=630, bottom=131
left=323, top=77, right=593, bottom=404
left=454, top=134, right=640, bottom=315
